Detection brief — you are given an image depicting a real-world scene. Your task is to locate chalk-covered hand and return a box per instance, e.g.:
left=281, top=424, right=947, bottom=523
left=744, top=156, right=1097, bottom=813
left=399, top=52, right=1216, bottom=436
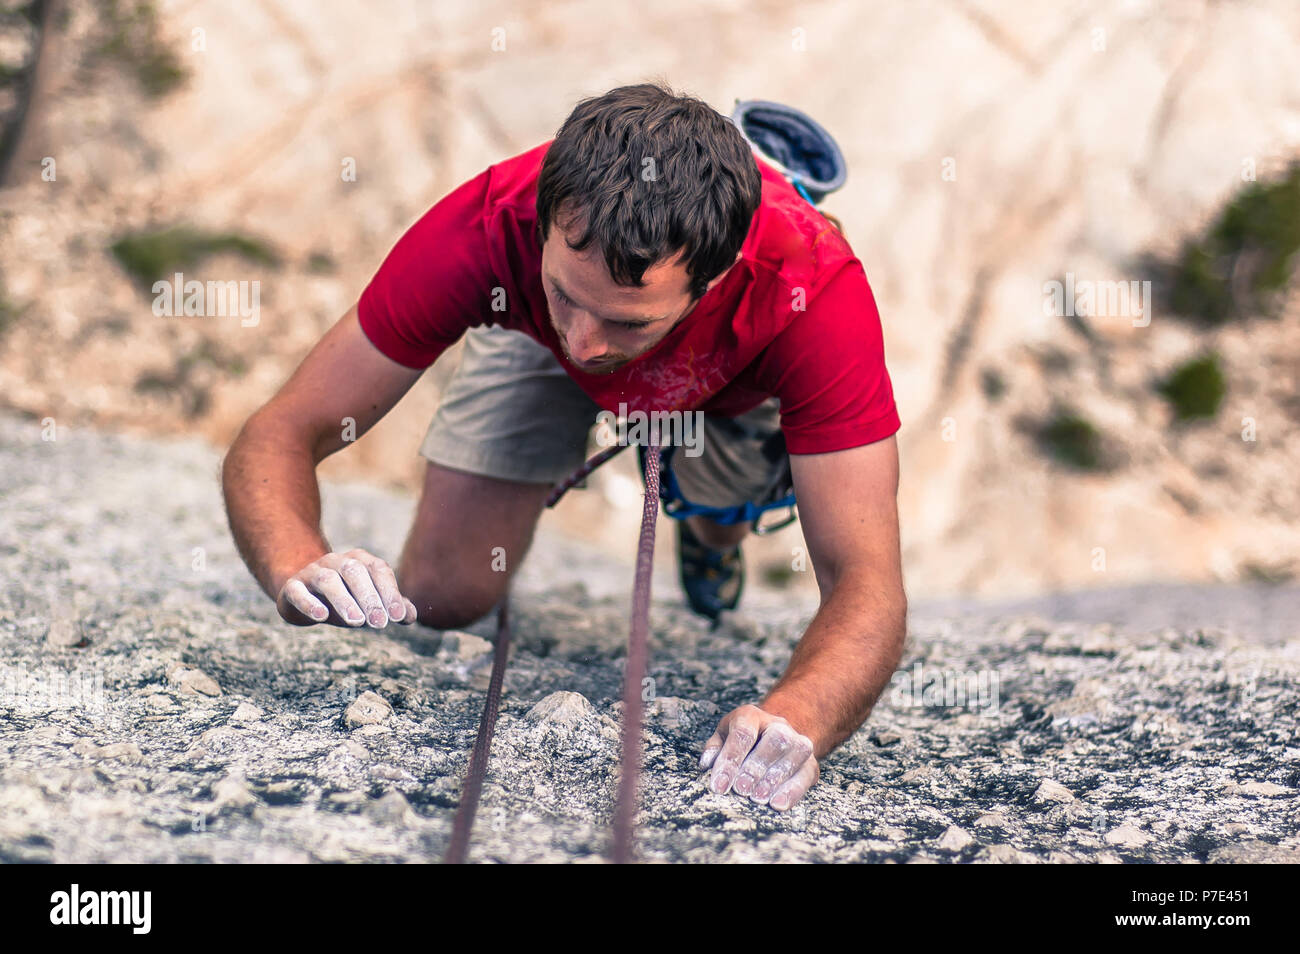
left=699, top=704, right=819, bottom=811
left=276, top=548, right=418, bottom=629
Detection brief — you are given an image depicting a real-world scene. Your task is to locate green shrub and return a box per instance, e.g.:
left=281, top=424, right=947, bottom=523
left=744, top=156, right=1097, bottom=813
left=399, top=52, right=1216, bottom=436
left=1240, top=561, right=1294, bottom=585
left=1165, top=162, right=1300, bottom=325
left=761, top=561, right=796, bottom=588
left=91, top=0, right=188, bottom=98
left=980, top=368, right=1006, bottom=401
left=110, top=226, right=279, bottom=291
left=1157, top=354, right=1226, bottom=422
left=1032, top=409, right=1105, bottom=471
left=306, top=251, right=337, bottom=274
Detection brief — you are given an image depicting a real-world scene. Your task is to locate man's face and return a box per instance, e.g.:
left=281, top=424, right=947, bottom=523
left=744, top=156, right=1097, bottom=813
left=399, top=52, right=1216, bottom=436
left=540, top=219, right=734, bottom=375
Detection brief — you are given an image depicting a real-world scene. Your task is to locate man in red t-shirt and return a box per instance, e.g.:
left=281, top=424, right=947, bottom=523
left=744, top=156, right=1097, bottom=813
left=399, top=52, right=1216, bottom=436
left=222, top=82, right=906, bottom=813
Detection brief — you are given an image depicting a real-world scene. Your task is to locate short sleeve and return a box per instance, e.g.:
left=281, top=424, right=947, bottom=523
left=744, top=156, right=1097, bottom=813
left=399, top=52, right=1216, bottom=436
left=756, top=260, right=901, bottom=454
left=356, top=168, right=497, bottom=370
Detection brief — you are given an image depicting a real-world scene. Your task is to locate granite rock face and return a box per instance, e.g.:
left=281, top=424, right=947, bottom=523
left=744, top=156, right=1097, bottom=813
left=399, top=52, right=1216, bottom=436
left=1, top=411, right=1298, bottom=863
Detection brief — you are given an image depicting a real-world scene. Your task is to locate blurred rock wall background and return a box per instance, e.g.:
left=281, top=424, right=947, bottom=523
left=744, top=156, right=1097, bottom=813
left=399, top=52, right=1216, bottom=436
left=2, top=0, right=1298, bottom=600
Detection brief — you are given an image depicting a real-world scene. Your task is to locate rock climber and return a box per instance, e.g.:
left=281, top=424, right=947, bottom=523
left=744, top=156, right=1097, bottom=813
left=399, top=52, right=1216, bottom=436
left=221, top=81, right=907, bottom=813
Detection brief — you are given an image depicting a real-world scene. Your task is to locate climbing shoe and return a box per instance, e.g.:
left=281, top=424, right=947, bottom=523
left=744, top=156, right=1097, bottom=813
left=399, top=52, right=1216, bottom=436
left=676, top=518, right=745, bottom=622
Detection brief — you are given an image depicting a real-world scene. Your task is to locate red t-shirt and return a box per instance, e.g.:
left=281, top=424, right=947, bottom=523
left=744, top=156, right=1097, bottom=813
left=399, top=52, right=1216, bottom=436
left=357, top=140, right=900, bottom=455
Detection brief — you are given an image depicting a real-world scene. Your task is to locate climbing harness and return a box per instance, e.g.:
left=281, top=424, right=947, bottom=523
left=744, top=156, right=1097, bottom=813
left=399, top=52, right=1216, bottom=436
left=634, top=440, right=799, bottom=536
left=442, top=98, right=846, bottom=863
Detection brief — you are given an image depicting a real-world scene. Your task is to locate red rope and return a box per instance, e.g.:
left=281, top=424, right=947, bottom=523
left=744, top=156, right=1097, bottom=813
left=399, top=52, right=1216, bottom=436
left=442, top=595, right=511, bottom=864
left=543, top=444, right=629, bottom=508
left=612, top=436, right=659, bottom=862
left=443, top=437, right=661, bottom=864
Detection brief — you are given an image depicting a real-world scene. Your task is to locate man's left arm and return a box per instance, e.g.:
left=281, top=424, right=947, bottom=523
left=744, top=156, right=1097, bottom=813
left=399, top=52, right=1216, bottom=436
left=699, top=434, right=907, bottom=810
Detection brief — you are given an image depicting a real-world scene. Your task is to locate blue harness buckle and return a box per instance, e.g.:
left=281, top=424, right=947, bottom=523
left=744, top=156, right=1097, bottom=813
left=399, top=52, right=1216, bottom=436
left=636, top=443, right=798, bottom=535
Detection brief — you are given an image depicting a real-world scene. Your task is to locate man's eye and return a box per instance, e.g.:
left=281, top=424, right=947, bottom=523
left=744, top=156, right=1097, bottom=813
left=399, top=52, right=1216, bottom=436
left=555, top=289, right=644, bottom=330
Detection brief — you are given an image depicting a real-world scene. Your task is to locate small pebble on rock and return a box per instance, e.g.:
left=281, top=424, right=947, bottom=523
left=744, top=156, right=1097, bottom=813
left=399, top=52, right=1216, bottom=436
left=1033, top=778, right=1075, bottom=804
left=344, top=690, right=392, bottom=727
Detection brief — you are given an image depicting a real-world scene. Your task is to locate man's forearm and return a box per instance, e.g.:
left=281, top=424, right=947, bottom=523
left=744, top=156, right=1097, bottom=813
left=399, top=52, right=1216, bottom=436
left=221, top=419, right=333, bottom=600
left=759, top=570, right=907, bottom=759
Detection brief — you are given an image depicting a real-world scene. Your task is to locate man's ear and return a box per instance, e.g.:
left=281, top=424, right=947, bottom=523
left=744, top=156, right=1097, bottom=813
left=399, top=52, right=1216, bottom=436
left=703, top=250, right=744, bottom=295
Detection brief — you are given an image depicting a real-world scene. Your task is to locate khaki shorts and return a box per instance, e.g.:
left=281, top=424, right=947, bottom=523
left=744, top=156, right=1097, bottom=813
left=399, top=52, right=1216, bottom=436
left=420, top=325, right=791, bottom=512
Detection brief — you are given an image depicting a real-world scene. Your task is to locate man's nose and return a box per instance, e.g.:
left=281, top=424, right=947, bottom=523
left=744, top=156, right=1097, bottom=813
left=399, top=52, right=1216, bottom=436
left=565, top=313, right=609, bottom=363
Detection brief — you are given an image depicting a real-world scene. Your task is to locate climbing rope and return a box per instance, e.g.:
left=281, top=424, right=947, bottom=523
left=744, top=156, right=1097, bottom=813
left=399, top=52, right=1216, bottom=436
left=442, top=595, right=511, bottom=864
left=444, top=435, right=661, bottom=864
left=612, top=435, right=660, bottom=862
left=542, top=443, right=630, bottom=508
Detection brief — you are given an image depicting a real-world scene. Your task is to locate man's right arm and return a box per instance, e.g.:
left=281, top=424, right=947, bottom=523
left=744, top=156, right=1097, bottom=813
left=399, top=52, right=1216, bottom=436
left=220, top=303, right=426, bottom=615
